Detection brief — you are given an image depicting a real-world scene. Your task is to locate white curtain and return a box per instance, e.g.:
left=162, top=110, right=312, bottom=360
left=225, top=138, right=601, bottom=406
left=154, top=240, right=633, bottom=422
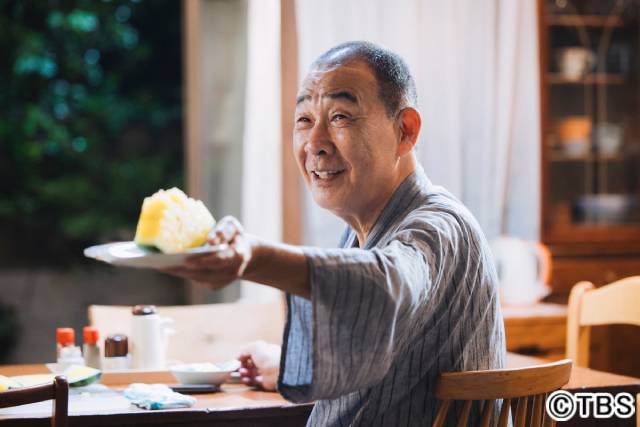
left=184, top=0, right=248, bottom=304
left=240, top=0, right=283, bottom=301
left=296, top=0, right=541, bottom=245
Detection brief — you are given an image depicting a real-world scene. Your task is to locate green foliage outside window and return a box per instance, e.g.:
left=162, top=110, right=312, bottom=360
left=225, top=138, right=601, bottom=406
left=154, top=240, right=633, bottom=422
left=0, top=0, right=183, bottom=266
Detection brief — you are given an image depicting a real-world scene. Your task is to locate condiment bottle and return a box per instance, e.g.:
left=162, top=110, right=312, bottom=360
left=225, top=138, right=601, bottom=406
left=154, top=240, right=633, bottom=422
left=56, top=327, right=75, bottom=359
left=83, top=326, right=101, bottom=369
left=103, top=334, right=130, bottom=371
left=56, top=328, right=84, bottom=369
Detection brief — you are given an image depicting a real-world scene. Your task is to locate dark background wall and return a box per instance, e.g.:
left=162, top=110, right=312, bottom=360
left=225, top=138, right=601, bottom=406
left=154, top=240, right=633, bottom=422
left=0, top=0, right=186, bottom=362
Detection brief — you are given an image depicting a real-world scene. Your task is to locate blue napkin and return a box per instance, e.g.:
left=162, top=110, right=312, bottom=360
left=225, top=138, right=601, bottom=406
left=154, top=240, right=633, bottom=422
left=124, top=383, right=197, bottom=410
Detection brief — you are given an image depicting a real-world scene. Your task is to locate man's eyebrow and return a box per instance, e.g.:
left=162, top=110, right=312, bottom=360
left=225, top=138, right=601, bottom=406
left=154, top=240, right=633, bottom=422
left=296, top=94, right=311, bottom=105
left=295, top=91, right=359, bottom=106
left=323, top=91, right=358, bottom=104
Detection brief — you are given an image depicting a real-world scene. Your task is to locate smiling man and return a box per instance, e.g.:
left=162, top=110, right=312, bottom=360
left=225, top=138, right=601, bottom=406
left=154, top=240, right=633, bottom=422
left=166, top=41, right=506, bottom=426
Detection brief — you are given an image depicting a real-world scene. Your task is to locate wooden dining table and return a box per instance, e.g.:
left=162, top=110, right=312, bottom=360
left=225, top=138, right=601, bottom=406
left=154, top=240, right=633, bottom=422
left=0, top=353, right=638, bottom=426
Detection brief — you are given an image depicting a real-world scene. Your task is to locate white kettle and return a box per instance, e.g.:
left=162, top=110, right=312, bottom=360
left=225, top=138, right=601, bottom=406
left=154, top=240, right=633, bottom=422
left=490, top=236, right=551, bottom=306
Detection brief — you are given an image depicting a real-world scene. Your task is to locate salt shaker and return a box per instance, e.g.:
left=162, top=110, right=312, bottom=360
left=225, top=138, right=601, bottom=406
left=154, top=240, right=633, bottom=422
left=131, top=305, right=173, bottom=370
left=83, top=326, right=101, bottom=369
left=56, top=327, right=84, bottom=369
left=56, top=327, right=75, bottom=360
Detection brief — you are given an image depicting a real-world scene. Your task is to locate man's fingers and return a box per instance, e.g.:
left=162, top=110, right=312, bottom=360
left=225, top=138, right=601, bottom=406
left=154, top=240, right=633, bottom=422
left=207, top=232, right=221, bottom=245
left=207, top=216, right=244, bottom=245
left=239, top=366, right=259, bottom=378
left=240, top=355, right=255, bottom=369
left=254, top=375, right=264, bottom=388
left=222, top=216, right=244, bottom=233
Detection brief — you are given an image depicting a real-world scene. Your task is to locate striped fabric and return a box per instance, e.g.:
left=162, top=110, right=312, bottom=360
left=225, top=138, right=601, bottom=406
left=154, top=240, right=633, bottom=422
left=278, top=166, right=506, bottom=426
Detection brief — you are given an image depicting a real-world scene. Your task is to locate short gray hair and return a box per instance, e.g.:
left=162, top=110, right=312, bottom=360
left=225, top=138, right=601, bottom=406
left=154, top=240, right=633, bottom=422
left=312, top=41, right=418, bottom=117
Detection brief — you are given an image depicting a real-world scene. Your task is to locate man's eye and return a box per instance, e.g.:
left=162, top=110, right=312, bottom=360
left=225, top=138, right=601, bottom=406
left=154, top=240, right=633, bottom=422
left=296, top=117, right=311, bottom=125
left=331, top=114, right=349, bottom=122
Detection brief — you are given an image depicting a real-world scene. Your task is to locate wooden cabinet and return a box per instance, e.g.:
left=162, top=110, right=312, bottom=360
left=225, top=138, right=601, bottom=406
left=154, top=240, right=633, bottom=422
left=516, top=2, right=640, bottom=376
left=538, top=0, right=640, bottom=296
left=550, top=252, right=640, bottom=293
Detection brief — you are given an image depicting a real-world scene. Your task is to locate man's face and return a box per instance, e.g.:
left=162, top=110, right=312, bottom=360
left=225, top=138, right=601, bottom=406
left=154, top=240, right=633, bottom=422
left=293, top=61, right=401, bottom=217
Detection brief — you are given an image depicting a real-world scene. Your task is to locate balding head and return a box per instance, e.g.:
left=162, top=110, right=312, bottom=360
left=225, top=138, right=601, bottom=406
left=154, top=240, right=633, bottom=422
left=310, top=41, right=417, bottom=117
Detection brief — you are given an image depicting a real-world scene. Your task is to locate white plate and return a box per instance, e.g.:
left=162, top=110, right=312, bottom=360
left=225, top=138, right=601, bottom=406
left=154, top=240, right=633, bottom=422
left=83, top=241, right=227, bottom=269
left=169, top=361, right=240, bottom=385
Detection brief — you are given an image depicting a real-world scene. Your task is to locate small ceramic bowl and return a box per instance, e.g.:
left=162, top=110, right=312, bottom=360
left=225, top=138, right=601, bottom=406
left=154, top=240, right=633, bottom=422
left=561, top=138, right=590, bottom=158
left=169, top=360, right=240, bottom=385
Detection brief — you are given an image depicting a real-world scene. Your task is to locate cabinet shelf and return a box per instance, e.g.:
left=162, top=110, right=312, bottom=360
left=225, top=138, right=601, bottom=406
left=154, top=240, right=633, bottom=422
left=549, top=152, right=624, bottom=162
left=547, top=73, right=625, bottom=85
left=546, top=15, right=625, bottom=27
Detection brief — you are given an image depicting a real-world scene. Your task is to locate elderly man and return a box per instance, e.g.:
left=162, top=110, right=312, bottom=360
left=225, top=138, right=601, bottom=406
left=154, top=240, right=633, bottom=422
left=165, top=41, right=505, bottom=426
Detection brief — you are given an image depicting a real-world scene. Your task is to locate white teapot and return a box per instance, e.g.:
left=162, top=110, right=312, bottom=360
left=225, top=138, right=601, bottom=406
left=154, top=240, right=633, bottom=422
left=490, top=236, right=551, bottom=306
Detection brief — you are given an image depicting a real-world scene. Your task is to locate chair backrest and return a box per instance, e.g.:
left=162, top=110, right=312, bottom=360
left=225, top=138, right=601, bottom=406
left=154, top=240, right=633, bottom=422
left=566, top=276, right=640, bottom=368
left=433, top=359, right=572, bottom=427
left=0, top=375, right=68, bottom=427
left=89, top=300, right=286, bottom=363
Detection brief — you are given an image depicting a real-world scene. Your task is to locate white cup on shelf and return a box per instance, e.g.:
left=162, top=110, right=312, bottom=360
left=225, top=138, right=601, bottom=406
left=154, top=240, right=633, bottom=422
left=557, top=47, right=595, bottom=80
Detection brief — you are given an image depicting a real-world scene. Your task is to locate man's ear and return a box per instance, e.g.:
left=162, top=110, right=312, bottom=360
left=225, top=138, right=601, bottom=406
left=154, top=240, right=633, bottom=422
left=396, top=107, right=421, bottom=157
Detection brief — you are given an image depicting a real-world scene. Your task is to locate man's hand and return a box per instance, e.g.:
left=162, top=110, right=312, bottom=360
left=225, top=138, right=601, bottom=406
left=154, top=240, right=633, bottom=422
left=237, top=341, right=281, bottom=391
left=162, top=216, right=253, bottom=289
left=160, top=215, right=311, bottom=298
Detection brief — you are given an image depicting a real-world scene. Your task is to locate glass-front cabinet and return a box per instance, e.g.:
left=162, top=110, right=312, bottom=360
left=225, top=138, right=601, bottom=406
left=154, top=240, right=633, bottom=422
left=539, top=0, right=640, bottom=295
left=538, top=1, right=640, bottom=378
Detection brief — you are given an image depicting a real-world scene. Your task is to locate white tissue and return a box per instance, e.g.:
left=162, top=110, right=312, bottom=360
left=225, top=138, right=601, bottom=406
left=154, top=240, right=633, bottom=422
left=123, top=383, right=196, bottom=410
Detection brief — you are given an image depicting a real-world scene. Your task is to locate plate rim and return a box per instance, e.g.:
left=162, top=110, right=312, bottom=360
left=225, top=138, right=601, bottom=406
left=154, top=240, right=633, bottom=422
left=84, top=241, right=228, bottom=268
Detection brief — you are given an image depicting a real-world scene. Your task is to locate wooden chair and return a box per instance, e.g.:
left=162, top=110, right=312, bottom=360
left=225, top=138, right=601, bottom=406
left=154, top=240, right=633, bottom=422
left=433, top=359, right=572, bottom=427
left=0, top=375, right=68, bottom=427
left=89, top=300, right=286, bottom=363
left=566, top=276, right=640, bottom=368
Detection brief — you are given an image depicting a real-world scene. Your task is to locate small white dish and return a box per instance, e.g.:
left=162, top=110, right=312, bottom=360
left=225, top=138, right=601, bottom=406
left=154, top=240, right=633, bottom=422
left=84, top=241, right=228, bottom=269
left=561, top=138, right=590, bottom=158
left=169, top=361, right=241, bottom=385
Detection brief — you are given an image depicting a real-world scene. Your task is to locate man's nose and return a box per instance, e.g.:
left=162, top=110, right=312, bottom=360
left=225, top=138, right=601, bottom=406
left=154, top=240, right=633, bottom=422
left=306, top=122, right=335, bottom=156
